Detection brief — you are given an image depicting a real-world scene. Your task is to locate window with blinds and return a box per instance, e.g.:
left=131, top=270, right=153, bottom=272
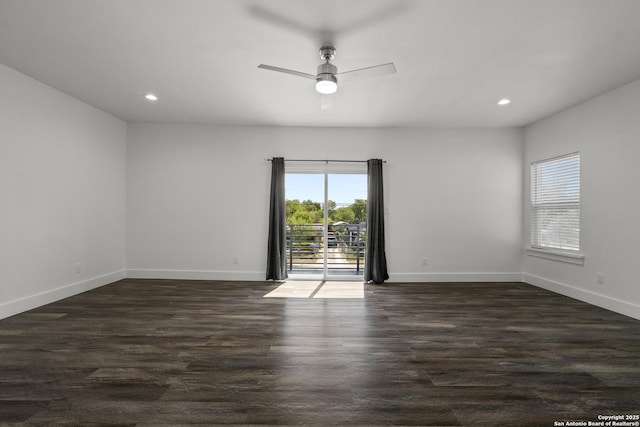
left=531, top=152, right=580, bottom=251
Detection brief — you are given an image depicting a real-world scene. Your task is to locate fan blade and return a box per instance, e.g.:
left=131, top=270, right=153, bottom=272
left=336, top=62, right=396, bottom=80
left=258, top=64, right=316, bottom=80
left=250, top=5, right=319, bottom=39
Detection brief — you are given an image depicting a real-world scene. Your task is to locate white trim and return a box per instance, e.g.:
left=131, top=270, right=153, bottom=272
left=523, top=273, right=640, bottom=320
left=0, top=270, right=125, bottom=320
left=127, top=270, right=523, bottom=283
left=389, top=272, right=524, bottom=283
left=126, top=269, right=265, bottom=281
left=3, top=269, right=637, bottom=322
left=531, top=151, right=580, bottom=166
left=526, top=247, right=585, bottom=265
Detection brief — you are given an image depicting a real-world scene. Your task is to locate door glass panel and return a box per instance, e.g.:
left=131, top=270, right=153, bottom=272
left=327, top=174, right=367, bottom=277
left=285, top=174, right=325, bottom=277
left=285, top=172, right=367, bottom=279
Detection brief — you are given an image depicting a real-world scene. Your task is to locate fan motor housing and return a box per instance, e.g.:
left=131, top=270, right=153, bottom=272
left=316, top=62, right=338, bottom=94
left=317, top=62, right=337, bottom=78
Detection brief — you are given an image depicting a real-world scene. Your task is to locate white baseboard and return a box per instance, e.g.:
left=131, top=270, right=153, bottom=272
left=523, top=273, right=640, bottom=320
left=389, top=272, right=524, bottom=282
left=126, top=269, right=265, bottom=282
left=126, top=270, right=522, bottom=283
left=0, top=270, right=125, bottom=320
left=5, top=270, right=635, bottom=321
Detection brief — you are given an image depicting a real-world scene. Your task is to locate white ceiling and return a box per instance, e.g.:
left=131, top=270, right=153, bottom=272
left=1, top=0, right=640, bottom=128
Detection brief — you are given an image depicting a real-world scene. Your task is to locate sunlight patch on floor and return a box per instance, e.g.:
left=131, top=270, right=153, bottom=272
left=313, top=281, right=364, bottom=298
left=264, top=281, right=364, bottom=299
left=263, top=281, right=319, bottom=298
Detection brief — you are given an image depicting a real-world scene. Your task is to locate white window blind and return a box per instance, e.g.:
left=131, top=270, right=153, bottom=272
left=531, top=152, right=580, bottom=251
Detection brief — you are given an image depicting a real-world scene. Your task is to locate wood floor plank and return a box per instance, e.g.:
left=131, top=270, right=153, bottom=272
left=0, top=279, right=639, bottom=425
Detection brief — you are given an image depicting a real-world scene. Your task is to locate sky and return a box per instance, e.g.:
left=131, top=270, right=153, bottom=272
left=285, top=173, right=367, bottom=205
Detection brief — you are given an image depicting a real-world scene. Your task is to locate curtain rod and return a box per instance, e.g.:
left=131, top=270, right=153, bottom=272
left=266, top=159, right=387, bottom=163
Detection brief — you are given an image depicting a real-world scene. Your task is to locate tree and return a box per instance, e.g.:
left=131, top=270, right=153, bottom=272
left=327, top=200, right=336, bottom=218
left=286, top=199, right=302, bottom=219
left=301, top=199, right=321, bottom=212
left=352, top=199, right=367, bottom=223
left=286, top=198, right=366, bottom=225
left=331, top=206, right=355, bottom=223
left=289, top=209, right=311, bottom=225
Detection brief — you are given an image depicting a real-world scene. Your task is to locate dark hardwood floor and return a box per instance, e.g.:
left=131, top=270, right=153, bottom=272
left=1, top=279, right=639, bottom=426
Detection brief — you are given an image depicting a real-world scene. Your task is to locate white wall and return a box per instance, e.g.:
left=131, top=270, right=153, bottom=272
left=523, top=79, right=640, bottom=319
left=0, top=64, right=127, bottom=319
left=126, top=124, right=523, bottom=282
left=4, top=60, right=637, bottom=320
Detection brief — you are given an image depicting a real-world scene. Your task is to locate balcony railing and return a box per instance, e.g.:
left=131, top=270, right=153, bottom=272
left=286, top=223, right=366, bottom=275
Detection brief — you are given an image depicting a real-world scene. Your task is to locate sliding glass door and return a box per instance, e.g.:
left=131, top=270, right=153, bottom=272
left=285, top=165, right=367, bottom=280
left=326, top=174, right=367, bottom=277
left=285, top=173, right=325, bottom=277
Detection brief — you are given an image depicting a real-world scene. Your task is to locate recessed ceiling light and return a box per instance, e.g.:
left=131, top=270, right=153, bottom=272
left=145, top=93, right=158, bottom=101
left=498, top=98, right=511, bottom=106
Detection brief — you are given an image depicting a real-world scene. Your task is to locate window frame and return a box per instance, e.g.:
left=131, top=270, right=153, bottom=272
left=528, top=152, right=584, bottom=265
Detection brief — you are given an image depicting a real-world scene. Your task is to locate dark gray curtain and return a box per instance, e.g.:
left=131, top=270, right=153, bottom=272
left=365, top=159, right=389, bottom=283
left=266, top=157, right=288, bottom=281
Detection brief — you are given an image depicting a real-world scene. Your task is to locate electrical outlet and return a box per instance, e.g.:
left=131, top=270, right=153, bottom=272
left=233, top=256, right=239, bottom=265
left=75, top=263, right=81, bottom=274
left=597, top=273, right=605, bottom=285
left=421, top=258, right=428, bottom=267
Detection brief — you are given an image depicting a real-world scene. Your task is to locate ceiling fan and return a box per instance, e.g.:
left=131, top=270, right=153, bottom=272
left=258, top=46, right=396, bottom=95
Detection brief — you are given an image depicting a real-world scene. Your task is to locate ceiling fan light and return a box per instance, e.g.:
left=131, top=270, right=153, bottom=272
left=316, top=75, right=337, bottom=94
